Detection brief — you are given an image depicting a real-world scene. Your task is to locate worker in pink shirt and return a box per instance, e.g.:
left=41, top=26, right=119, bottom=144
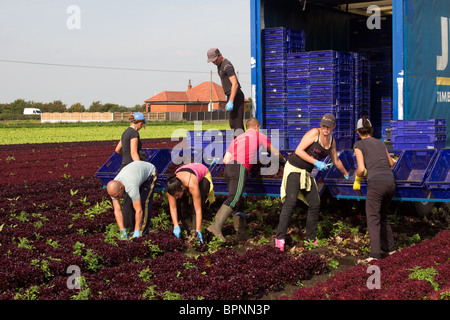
left=207, top=117, right=285, bottom=242
left=166, top=163, right=215, bottom=243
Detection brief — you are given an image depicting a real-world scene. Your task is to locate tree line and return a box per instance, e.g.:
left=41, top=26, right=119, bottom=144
left=0, top=99, right=146, bottom=114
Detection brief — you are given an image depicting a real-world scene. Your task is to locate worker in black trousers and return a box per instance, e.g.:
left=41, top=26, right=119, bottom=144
left=354, top=116, right=396, bottom=262
left=207, top=48, right=245, bottom=132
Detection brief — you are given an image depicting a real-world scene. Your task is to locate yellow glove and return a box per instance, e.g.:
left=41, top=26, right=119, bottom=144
left=353, top=170, right=367, bottom=191
left=353, top=175, right=363, bottom=191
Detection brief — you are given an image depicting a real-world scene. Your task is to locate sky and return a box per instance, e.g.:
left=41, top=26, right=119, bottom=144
left=0, top=0, right=251, bottom=108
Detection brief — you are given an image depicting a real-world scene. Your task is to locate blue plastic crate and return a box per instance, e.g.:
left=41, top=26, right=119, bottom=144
left=391, top=126, right=447, bottom=135
left=265, top=99, right=287, bottom=107
left=286, top=105, right=306, bottom=113
left=392, top=141, right=446, bottom=150
left=264, top=79, right=286, bottom=87
left=390, top=119, right=446, bottom=128
left=391, top=134, right=447, bottom=144
left=287, top=52, right=310, bottom=60
left=265, top=105, right=287, bottom=112
left=286, top=98, right=310, bottom=106
left=310, top=90, right=353, bottom=99
left=286, top=85, right=310, bottom=93
left=310, top=70, right=353, bottom=79
left=310, top=84, right=353, bottom=93
left=288, top=134, right=304, bottom=149
left=309, top=64, right=353, bottom=72
left=287, top=66, right=309, bottom=73
left=264, top=73, right=286, bottom=81
left=309, top=50, right=353, bottom=59
left=425, top=149, right=450, bottom=199
left=324, top=150, right=366, bottom=197
left=264, top=66, right=285, bottom=74
left=393, top=149, right=437, bottom=198
left=287, top=92, right=310, bottom=99
left=286, top=72, right=310, bottom=80
left=264, top=47, right=289, bottom=55
left=263, top=27, right=288, bottom=35
left=286, top=59, right=310, bottom=67
left=287, top=79, right=310, bottom=86
left=265, top=86, right=286, bottom=93
left=264, top=59, right=287, bottom=68
left=309, top=77, right=353, bottom=85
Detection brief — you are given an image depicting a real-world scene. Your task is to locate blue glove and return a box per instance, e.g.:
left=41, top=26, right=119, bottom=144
left=344, top=174, right=349, bottom=180
left=173, top=225, right=181, bottom=238
left=225, top=101, right=234, bottom=111
left=314, top=160, right=328, bottom=171
left=133, top=229, right=141, bottom=238
left=120, top=229, right=128, bottom=239
left=196, top=230, right=203, bottom=243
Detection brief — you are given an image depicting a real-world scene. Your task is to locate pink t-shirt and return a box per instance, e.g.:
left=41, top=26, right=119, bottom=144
left=175, top=163, right=209, bottom=181
left=226, top=129, right=271, bottom=171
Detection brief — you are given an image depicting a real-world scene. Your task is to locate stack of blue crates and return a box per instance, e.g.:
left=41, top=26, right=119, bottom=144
left=368, top=47, right=393, bottom=139
left=353, top=51, right=371, bottom=139
left=284, top=50, right=356, bottom=149
left=390, top=119, right=447, bottom=150
left=262, top=27, right=305, bottom=149
left=309, top=50, right=355, bottom=150
left=286, top=51, right=310, bottom=147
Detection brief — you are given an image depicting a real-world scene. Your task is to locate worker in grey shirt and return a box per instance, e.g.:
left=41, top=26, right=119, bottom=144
left=207, top=48, right=245, bottom=132
left=106, top=161, right=157, bottom=238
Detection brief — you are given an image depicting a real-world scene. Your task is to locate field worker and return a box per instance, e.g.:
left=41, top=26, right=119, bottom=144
left=115, top=112, right=148, bottom=169
left=107, top=161, right=157, bottom=239
left=207, top=48, right=245, bottom=132
left=275, top=113, right=349, bottom=251
left=354, top=116, right=396, bottom=262
left=208, top=117, right=285, bottom=242
left=166, top=163, right=215, bottom=243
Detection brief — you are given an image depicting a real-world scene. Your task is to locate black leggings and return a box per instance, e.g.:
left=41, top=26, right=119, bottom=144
left=229, top=90, right=245, bottom=131
left=223, top=163, right=248, bottom=212
left=276, top=172, right=321, bottom=241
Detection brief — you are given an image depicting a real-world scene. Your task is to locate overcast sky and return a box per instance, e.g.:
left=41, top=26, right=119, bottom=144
left=0, top=0, right=251, bottom=108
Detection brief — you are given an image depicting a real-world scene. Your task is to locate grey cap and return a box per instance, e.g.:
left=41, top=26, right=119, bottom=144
left=320, top=113, right=336, bottom=128
left=207, top=48, right=221, bottom=63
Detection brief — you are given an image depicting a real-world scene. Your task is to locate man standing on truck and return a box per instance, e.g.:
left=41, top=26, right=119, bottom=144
left=207, top=48, right=245, bottom=132
left=106, top=161, right=157, bottom=239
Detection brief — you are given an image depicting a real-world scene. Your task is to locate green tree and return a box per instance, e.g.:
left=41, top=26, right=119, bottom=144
left=88, top=101, right=104, bottom=112
left=68, top=103, right=86, bottom=112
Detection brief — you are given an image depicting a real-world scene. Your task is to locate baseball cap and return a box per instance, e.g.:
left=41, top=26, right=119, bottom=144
left=207, top=48, right=221, bottom=63
left=357, top=118, right=372, bottom=129
left=320, top=113, right=336, bottom=128
left=132, top=112, right=148, bottom=124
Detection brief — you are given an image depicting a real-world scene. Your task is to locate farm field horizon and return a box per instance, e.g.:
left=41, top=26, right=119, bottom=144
left=0, top=120, right=230, bottom=145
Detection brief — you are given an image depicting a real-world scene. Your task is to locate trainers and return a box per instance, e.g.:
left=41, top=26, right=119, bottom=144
left=275, top=238, right=285, bottom=251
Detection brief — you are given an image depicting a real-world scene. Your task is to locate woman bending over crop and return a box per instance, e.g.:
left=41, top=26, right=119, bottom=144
left=275, top=113, right=349, bottom=251
left=353, top=116, right=396, bottom=262
left=166, top=163, right=215, bottom=243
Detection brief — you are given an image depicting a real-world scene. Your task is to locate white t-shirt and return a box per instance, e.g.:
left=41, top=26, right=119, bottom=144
left=112, top=161, right=156, bottom=202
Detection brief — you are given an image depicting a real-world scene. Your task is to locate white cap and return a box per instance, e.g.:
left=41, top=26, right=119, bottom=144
left=357, top=118, right=372, bottom=129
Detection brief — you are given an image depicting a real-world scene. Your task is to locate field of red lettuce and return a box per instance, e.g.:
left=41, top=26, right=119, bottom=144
left=0, top=139, right=448, bottom=301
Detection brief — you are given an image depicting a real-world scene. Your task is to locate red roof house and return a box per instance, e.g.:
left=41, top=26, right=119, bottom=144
left=145, top=81, right=228, bottom=113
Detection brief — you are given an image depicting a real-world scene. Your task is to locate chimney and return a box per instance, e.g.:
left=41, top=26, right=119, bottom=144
left=187, top=79, right=192, bottom=90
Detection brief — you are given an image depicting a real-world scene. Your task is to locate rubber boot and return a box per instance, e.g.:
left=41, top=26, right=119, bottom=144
left=207, top=204, right=233, bottom=241
left=233, top=215, right=249, bottom=242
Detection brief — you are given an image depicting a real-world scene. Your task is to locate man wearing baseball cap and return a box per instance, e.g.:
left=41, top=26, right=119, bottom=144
left=207, top=48, right=245, bottom=132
